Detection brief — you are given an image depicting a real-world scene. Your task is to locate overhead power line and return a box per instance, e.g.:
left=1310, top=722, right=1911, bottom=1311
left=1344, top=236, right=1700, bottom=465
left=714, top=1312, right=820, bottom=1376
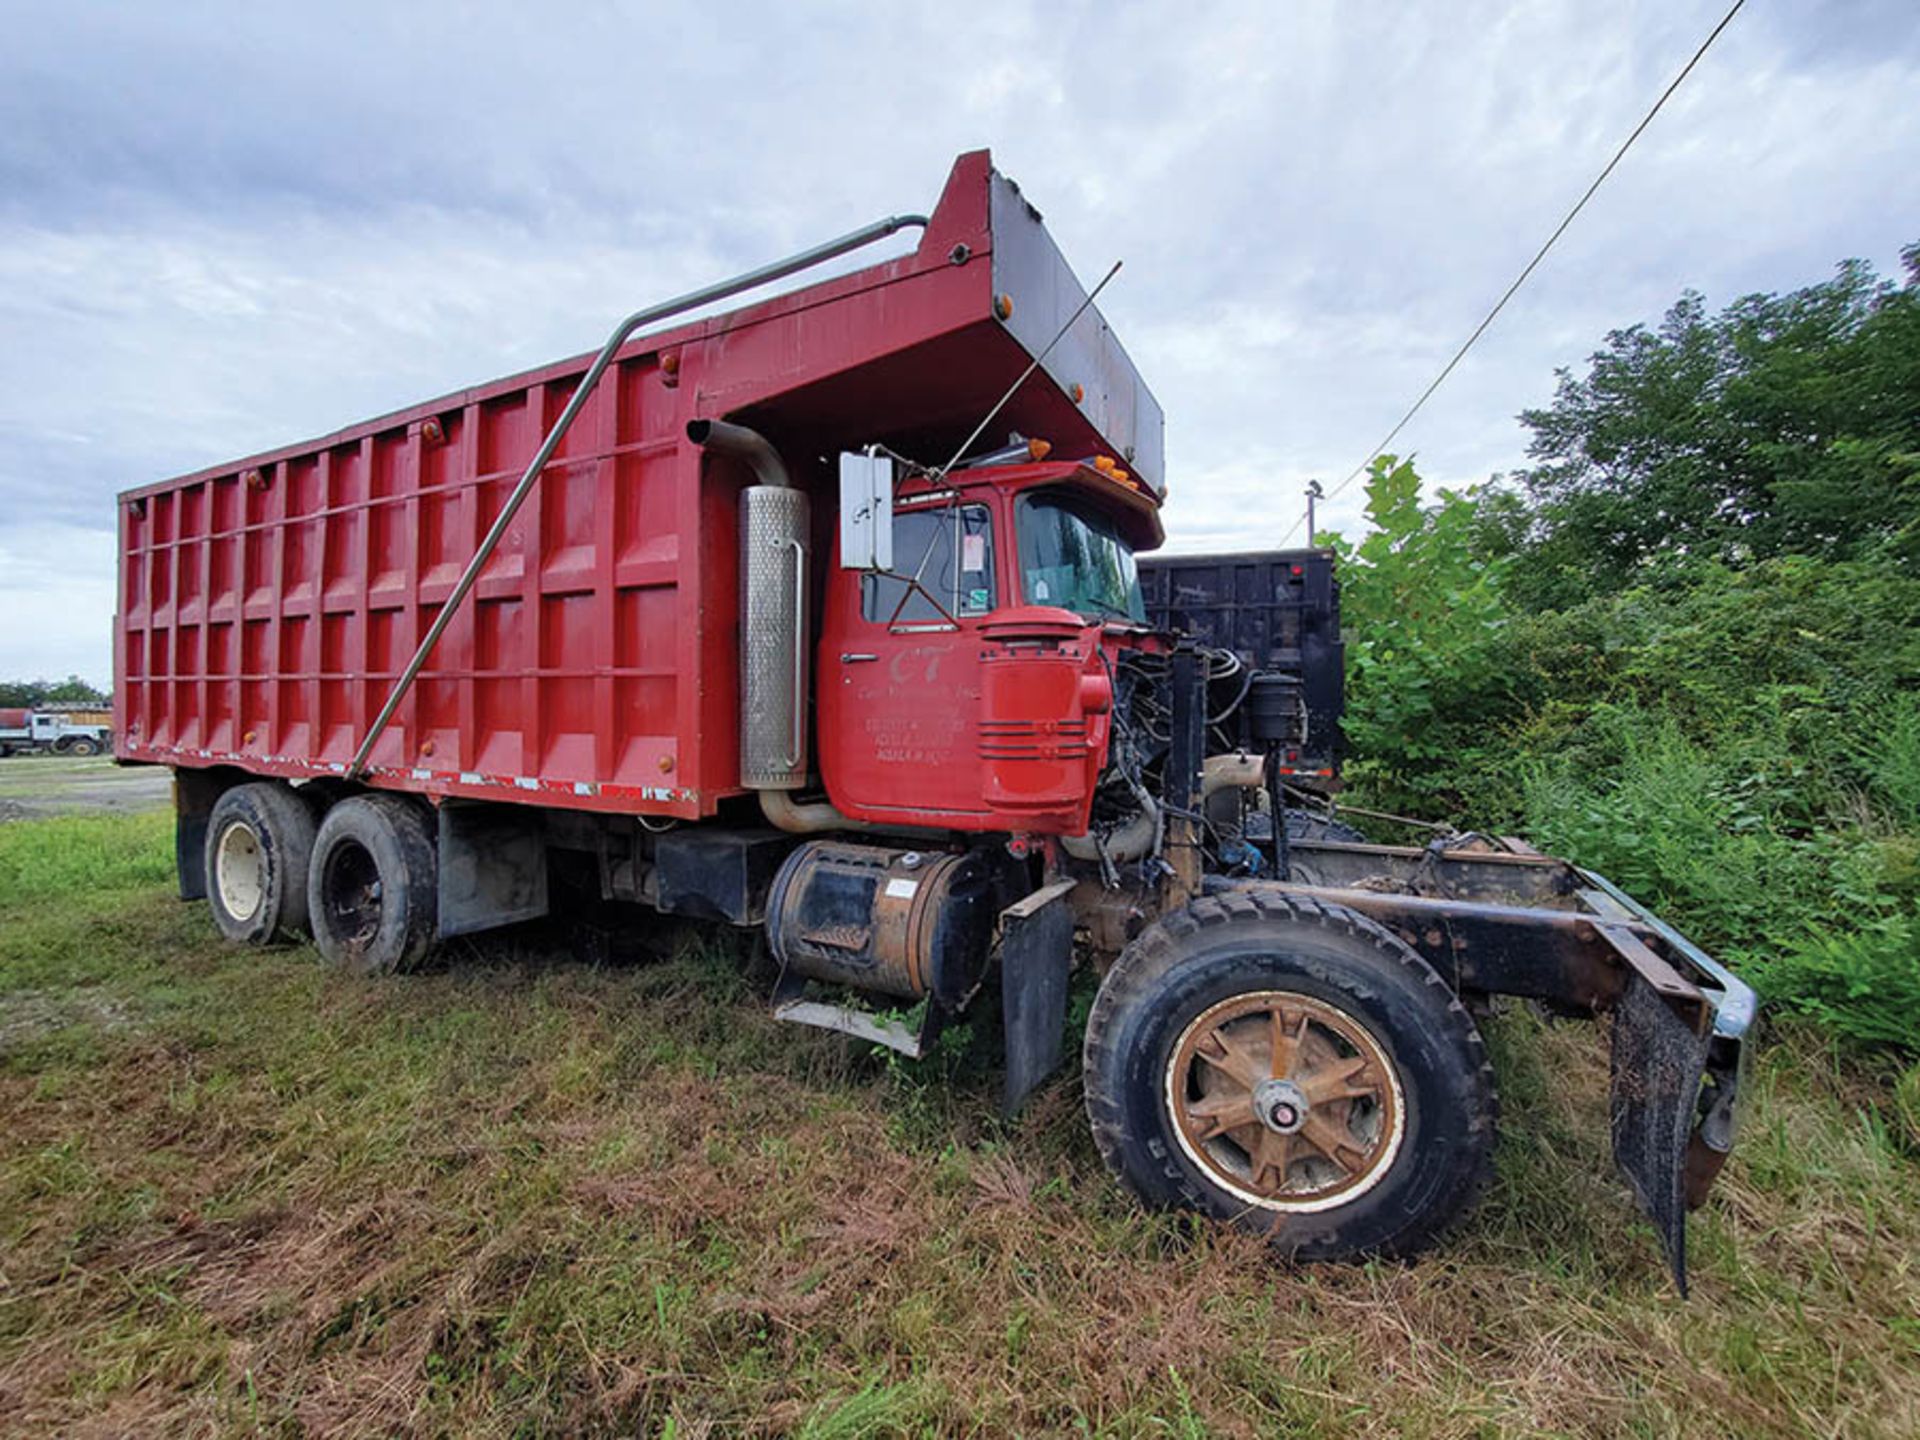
left=1281, top=0, right=1747, bottom=546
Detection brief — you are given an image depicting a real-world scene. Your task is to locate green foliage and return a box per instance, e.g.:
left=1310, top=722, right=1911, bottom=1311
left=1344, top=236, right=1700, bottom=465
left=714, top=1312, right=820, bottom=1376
left=1328, top=457, right=1521, bottom=819
left=0, top=675, right=109, bottom=707
left=1493, top=245, right=1920, bottom=610
left=1518, top=711, right=1813, bottom=942
left=1745, top=919, right=1920, bottom=1052
left=1335, top=243, right=1920, bottom=1053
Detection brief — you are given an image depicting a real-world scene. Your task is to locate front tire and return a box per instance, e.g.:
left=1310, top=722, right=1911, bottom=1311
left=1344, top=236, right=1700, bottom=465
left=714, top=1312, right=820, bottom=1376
left=1083, top=891, right=1496, bottom=1260
left=205, top=782, right=319, bottom=945
left=308, top=795, right=437, bottom=974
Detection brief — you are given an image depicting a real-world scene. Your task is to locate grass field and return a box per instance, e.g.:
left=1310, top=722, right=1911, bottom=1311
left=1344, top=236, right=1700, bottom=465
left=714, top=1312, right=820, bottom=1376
left=2, top=812, right=1918, bottom=1437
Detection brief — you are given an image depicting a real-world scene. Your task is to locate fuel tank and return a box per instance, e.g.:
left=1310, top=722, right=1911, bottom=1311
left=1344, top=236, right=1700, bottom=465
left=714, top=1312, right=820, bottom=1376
left=765, top=840, right=1004, bottom=1004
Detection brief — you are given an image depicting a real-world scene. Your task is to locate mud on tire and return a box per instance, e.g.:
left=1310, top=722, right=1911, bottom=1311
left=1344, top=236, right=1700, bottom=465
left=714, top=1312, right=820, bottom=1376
left=308, top=794, right=438, bottom=975
left=205, top=781, right=319, bottom=945
left=1082, top=890, right=1496, bottom=1260
left=1283, top=810, right=1367, bottom=845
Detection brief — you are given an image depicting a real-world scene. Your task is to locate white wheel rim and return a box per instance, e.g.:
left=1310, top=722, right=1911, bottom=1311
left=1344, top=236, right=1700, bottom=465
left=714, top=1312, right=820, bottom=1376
left=215, top=821, right=267, bottom=922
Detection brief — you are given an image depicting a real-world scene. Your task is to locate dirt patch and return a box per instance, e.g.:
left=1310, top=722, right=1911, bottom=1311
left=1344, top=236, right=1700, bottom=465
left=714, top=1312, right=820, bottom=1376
left=0, top=756, right=172, bottom=823
left=0, top=987, right=136, bottom=1054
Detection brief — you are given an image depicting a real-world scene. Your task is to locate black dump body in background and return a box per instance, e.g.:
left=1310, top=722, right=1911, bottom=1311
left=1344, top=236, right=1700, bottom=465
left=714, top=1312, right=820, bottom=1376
left=1137, top=548, right=1345, bottom=785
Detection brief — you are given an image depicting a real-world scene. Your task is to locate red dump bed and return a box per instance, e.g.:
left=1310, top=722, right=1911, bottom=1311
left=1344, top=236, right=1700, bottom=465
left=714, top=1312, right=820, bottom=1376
left=113, top=152, right=1162, bottom=818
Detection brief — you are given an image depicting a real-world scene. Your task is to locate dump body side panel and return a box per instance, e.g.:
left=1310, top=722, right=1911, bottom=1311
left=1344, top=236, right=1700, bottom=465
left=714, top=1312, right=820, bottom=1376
left=114, top=351, right=726, bottom=816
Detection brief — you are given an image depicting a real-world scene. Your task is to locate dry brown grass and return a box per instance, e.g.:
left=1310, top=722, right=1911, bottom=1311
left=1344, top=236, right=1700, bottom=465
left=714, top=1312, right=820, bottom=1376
left=3, top=812, right=1919, bottom=1436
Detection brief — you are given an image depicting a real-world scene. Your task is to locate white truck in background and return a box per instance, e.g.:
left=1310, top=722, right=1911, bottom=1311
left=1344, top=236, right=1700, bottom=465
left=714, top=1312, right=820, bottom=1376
left=0, top=708, right=113, bottom=757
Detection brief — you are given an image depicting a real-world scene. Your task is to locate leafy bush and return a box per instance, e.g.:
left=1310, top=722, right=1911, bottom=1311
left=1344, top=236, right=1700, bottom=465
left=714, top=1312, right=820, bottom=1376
left=1519, top=712, right=1816, bottom=940
left=1745, top=920, right=1920, bottom=1052
left=1336, top=456, right=1920, bottom=1054
left=1328, top=457, right=1527, bottom=821
left=1332, top=244, right=1920, bottom=1055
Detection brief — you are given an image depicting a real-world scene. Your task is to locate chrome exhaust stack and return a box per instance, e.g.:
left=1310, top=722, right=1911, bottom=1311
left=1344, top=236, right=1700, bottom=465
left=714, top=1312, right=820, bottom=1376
left=690, top=419, right=810, bottom=793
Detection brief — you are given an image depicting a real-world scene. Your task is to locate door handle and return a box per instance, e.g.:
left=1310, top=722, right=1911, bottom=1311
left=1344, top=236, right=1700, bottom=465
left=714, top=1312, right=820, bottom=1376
left=840, top=652, right=878, bottom=664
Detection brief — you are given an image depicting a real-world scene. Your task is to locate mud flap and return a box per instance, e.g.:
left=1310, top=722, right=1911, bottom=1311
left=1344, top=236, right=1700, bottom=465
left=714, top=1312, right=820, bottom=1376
left=1610, top=972, right=1711, bottom=1295
left=1000, top=879, right=1076, bottom=1117
left=438, top=802, right=549, bottom=938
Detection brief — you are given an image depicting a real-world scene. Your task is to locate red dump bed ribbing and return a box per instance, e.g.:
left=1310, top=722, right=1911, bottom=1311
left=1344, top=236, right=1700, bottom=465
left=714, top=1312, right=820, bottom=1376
left=112, top=150, right=1163, bottom=818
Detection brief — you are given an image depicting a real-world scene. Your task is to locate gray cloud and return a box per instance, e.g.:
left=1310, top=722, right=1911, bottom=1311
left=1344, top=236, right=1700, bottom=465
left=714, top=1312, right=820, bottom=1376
left=4, top=1, right=1917, bottom=684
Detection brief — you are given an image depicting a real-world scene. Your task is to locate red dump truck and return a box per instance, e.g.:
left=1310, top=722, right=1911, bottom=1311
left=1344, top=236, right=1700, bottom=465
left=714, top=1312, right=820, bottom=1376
left=114, top=151, right=1752, bottom=1288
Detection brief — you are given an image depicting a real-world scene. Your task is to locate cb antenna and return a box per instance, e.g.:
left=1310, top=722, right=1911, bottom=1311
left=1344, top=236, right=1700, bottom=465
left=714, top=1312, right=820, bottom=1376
left=934, top=259, right=1124, bottom=478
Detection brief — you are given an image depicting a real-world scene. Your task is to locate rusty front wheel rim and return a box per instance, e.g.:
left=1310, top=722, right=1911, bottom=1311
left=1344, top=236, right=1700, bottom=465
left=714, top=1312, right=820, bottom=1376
left=1165, top=989, right=1406, bottom=1213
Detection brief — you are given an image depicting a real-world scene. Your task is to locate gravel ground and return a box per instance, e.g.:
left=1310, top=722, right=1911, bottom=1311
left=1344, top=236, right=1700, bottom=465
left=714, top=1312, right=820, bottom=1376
left=0, top=756, right=173, bottom=823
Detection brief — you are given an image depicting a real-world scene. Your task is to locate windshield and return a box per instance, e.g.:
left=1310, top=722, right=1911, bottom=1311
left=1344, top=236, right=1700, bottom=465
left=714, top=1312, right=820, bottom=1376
left=1016, top=491, right=1146, bottom=622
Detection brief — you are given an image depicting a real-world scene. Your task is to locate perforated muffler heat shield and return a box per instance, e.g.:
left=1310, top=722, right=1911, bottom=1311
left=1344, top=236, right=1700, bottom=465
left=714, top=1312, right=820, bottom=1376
left=740, top=485, right=810, bottom=789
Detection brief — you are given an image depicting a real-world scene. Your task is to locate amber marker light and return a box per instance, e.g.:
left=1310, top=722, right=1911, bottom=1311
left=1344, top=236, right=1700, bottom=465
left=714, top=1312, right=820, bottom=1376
left=1026, top=438, right=1053, bottom=461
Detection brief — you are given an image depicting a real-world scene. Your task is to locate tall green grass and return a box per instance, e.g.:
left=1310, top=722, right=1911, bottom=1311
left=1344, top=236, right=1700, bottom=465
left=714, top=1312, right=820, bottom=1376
left=0, top=809, right=173, bottom=908
left=1514, top=704, right=1920, bottom=1053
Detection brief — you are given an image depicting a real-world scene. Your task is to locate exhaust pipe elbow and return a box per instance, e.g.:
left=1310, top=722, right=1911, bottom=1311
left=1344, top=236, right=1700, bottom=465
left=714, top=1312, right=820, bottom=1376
left=1062, top=798, right=1159, bottom=864
left=1202, top=752, right=1266, bottom=798
left=688, top=418, right=792, bottom=488
left=759, top=788, right=876, bottom=835
left=1065, top=754, right=1262, bottom=867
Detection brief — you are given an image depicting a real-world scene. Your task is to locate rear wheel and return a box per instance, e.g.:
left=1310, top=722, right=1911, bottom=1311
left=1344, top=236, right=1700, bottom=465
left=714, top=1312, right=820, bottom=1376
left=1083, top=891, right=1496, bottom=1260
left=67, top=737, right=102, bottom=757
left=308, top=795, right=438, bottom=974
left=205, top=782, right=319, bottom=944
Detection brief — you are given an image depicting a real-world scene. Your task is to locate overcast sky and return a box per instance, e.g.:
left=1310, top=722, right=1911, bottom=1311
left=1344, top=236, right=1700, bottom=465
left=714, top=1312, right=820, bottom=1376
left=3, top=1, right=1916, bottom=687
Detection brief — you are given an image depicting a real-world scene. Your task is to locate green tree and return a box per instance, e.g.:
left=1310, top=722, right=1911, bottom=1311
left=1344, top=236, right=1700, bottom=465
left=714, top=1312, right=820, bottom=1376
left=1492, top=244, right=1920, bottom=608
left=0, top=675, right=109, bottom=707
left=1329, top=457, right=1522, bottom=819
left=46, top=675, right=107, bottom=704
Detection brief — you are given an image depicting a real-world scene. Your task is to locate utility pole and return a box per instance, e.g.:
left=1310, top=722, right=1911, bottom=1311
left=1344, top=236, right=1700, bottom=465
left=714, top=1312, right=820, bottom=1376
left=1305, top=479, right=1324, bottom=544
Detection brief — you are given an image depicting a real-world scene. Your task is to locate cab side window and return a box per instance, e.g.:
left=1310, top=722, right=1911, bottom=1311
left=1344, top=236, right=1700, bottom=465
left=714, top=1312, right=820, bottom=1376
left=861, top=504, right=995, bottom=624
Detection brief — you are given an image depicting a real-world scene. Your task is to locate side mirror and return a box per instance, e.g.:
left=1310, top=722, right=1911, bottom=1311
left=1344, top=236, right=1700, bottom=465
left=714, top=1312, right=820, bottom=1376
left=838, top=451, right=892, bottom=571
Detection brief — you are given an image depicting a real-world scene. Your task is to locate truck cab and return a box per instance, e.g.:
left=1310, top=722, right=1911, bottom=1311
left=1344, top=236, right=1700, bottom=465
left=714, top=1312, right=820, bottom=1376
left=818, top=455, right=1164, bottom=835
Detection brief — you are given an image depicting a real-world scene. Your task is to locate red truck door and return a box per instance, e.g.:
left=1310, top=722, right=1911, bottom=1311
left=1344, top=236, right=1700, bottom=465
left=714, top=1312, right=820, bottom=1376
left=818, top=497, right=1000, bottom=823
